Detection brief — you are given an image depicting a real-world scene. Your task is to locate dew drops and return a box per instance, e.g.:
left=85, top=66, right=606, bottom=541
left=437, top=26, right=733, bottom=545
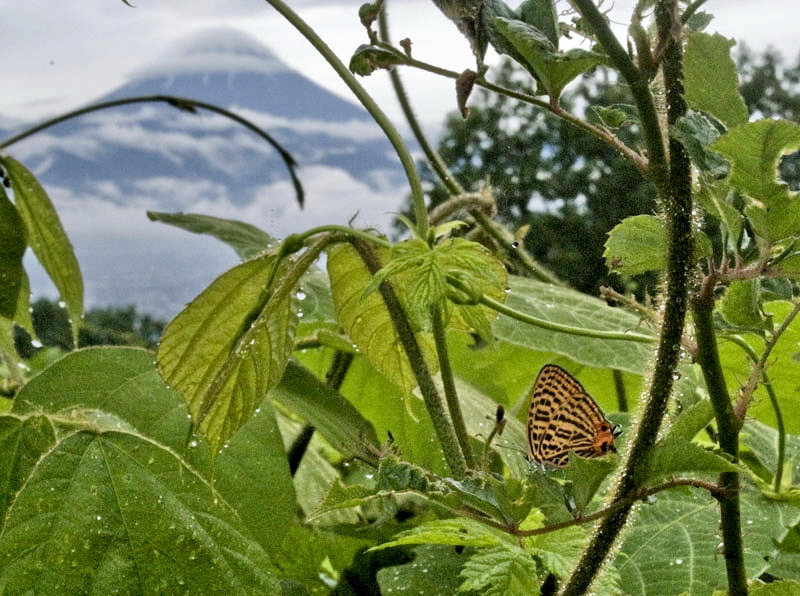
left=511, top=241, right=519, bottom=248
left=297, top=291, right=306, bottom=300
left=58, top=300, right=66, bottom=308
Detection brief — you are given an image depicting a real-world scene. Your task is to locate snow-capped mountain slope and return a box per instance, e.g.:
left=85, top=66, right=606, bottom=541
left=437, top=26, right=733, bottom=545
left=5, top=28, right=409, bottom=318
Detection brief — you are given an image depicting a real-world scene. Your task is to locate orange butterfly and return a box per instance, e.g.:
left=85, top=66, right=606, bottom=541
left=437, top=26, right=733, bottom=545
left=527, top=364, right=621, bottom=468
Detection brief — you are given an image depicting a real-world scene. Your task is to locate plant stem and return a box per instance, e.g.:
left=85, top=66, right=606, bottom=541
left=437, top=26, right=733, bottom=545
left=446, top=278, right=655, bottom=344
left=0, top=95, right=305, bottom=208
left=265, top=0, right=429, bottom=238
left=693, top=275, right=748, bottom=595
left=350, top=239, right=467, bottom=478
left=559, top=3, right=693, bottom=594
left=432, top=308, right=475, bottom=468
left=378, top=10, right=557, bottom=282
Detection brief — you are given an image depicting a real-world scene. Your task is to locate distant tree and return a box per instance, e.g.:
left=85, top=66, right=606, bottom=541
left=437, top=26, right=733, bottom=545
left=14, top=298, right=165, bottom=358
left=411, top=48, right=800, bottom=293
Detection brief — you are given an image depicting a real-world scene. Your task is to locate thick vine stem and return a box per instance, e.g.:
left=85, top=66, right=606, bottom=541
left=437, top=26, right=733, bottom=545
left=559, top=3, right=694, bottom=595
left=349, top=239, right=468, bottom=478
left=693, top=274, right=748, bottom=595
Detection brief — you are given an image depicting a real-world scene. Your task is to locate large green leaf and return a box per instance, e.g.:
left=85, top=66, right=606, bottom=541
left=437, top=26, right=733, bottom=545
left=13, top=347, right=190, bottom=451
left=683, top=32, right=749, bottom=128
left=712, top=119, right=800, bottom=241
left=0, top=186, right=26, bottom=319
left=615, top=487, right=800, bottom=595
left=1, top=156, right=83, bottom=341
left=147, top=211, right=276, bottom=260
left=327, top=243, right=438, bottom=397
left=11, top=347, right=297, bottom=557
left=0, top=429, right=279, bottom=594
left=493, top=276, right=654, bottom=373
left=157, top=253, right=298, bottom=453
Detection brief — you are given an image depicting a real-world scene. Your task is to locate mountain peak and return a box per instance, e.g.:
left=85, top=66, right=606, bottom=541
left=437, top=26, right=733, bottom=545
left=131, top=27, right=290, bottom=79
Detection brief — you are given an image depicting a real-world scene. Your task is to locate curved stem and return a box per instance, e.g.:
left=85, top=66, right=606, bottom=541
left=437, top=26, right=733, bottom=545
left=0, top=95, right=305, bottom=208
left=447, top=277, right=654, bottom=344
left=264, top=0, right=428, bottom=238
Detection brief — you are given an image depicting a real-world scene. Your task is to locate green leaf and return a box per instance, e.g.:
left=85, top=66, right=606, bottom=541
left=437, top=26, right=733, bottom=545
left=683, top=32, right=748, bottom=128
left=605, top=214, right=666, bottom=275
left=1, top=156, right=83, bottom=342
left=518, top=0, right=559, bottom=47
left=719, top=279, right=769, bottom=330
left=592, top=104, right=640, bottom=128
left=11, top=347, right=297, bottom=556
left=642, top=439, right=737, bottom=483
left=525, top=524, right=586, bottom=576
left=664, top=399, right=716, bottom=443
left=377, top=545, right=469, bottom=596
left=494, top=18, right=604, bottom=99
left=0, top=186, right=26, bottom=319
left=374, top=518, right=507, bottom=551
left=712, top=119, right=800, bottom=241
left=615, top=487, right=800, bottom=595
left=327, top=243, right=438, bottom=396
left=0, top=428, right=280, bottom=594
left=605, top=214, right=711, bottom=275
left=270, top=361, right=380, bottom=463
left=349, top=44, right=404, bottom=76
left=459, top=545, right=539, bottom=596
left=564, top=452, right=618, bottom=512
left=751, top=580, right=800, bottom=596
left=494, top=276, right=654, bottom=374
left=740, top=420, right=800, bottom=489
left=671, top=111, right=729, bottom=177
left=157, top=254, right=298, bottom=454
left=695, top=180, right=743, bottom=245
left=146, top=211, right=276, bottom=260
left=0, top=415, right=56, bottom=516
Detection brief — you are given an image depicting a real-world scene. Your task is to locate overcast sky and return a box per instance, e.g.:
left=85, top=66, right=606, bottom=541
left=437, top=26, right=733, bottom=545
left=3, top=1, right=799, bottom=133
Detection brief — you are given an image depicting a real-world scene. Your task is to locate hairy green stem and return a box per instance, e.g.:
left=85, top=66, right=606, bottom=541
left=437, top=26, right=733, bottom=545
left=265, top=0, right=428, bottom=237
left=693, top=277, right=748, bottom=595
left=560, top=3, right=693, bottom=594
left=432, top=308, right=475, bottom=468
left=351, top=239, right=467, bottom=478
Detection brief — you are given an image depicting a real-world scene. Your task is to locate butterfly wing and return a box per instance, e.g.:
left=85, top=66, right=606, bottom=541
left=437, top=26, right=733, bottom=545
left=527, top=364, right=618, bottom=468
